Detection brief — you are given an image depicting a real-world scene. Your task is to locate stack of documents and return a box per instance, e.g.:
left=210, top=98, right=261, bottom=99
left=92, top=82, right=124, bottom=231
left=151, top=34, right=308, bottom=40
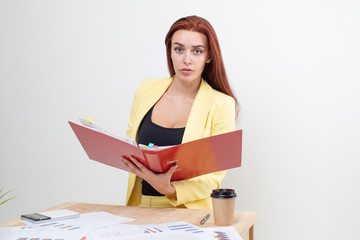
left=0, top=212, right=243, bottom=240
left=0, top=211, right=134, bottom=240
left=85, top=221, right=243, bottom=240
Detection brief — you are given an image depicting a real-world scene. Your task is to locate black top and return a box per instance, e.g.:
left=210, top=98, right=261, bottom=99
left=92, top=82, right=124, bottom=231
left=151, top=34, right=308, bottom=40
left=137, top=106, right=185, bottom=196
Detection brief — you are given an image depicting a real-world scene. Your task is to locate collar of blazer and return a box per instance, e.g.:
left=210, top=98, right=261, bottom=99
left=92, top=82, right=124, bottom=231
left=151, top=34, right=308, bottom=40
left=132, top=77, right=214, bottom=144
left=182, top=79, right=213, bottom=143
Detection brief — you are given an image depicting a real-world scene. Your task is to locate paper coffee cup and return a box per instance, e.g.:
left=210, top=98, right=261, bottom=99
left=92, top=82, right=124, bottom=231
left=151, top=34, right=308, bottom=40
left=211, top=189, right=237, bottom=226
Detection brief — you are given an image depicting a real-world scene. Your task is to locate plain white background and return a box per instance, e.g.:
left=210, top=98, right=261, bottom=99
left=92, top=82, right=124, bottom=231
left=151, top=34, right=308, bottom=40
left=1, top=0, right=359, bottom=239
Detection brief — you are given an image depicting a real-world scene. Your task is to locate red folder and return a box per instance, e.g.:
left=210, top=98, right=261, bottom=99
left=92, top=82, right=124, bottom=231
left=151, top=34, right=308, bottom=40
left=69, top=121, right=242, bottom=181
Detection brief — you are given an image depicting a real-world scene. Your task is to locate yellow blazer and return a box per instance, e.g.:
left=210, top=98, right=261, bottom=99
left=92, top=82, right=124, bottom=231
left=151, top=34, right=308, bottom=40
left=126, top=77, right=235, bottom=209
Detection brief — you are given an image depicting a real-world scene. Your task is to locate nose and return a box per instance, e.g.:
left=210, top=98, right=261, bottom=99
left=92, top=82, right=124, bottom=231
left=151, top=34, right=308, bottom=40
left=183, top=51, right=191, bottom=65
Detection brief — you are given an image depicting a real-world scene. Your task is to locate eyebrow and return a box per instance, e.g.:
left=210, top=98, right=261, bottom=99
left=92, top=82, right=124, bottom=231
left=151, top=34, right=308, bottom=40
left=173, top=42, right=206, bottom=48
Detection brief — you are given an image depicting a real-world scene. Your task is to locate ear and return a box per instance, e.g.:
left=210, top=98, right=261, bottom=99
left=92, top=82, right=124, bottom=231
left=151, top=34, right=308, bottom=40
left=206, top=54, right=212, bottom=63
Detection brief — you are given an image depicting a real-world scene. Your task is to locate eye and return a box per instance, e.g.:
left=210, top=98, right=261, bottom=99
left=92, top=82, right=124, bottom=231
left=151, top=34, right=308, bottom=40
left=194, top=49, right=203, bottom=54
left=174, top=47, right=184, bottom=53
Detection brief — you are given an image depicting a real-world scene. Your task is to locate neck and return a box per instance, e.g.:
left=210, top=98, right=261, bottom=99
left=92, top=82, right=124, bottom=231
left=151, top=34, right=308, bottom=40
left=167, top=75, right=201, bottom=98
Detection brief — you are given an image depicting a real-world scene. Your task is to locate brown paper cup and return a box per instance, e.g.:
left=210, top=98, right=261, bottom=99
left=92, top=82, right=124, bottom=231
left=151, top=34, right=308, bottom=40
left=211, top=189, right=236, bottom=226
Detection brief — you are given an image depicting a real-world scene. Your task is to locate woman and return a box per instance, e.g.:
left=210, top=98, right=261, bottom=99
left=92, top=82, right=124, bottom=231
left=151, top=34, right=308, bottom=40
left=122, top=15, right=238, bottom=209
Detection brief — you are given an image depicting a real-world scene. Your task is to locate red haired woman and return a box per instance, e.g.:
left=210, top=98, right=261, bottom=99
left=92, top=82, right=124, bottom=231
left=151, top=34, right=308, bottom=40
left=122, top=16, right=238, bottom=209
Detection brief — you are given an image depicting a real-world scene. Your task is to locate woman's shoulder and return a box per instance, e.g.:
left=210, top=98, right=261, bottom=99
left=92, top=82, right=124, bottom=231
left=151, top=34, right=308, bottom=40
left=202, top=80, right=235, bottom=105
left=134, top=77, right=172, bottom=100
left=213, top=89, right=235, bottom=103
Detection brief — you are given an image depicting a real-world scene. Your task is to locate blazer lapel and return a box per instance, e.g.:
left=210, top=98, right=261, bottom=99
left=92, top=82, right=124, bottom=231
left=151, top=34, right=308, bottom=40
left=131, top=78, right=214, bottom=143
left=131, top=78, right=172, bottom=140
left=182, top=80, right=214, bottom=143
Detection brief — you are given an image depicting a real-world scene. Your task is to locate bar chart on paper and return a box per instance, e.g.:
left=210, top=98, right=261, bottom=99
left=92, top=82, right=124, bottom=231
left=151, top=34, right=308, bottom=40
left=0, top=212, right=135, bottom=240
left=143, top=222, right=205, bottom=234
left=214, top=230, right=233, bottom=240
left=39, top=222, right=81, bottom=231
left=17, top=238, right=65, bottom=240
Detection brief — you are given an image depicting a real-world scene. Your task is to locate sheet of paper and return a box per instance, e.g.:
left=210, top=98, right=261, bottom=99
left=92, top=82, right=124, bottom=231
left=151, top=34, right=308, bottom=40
left=203, top=226, right=243, bottom=240
left=0, top=215, right=243, bottom=240
left=0, top=225, right=80, bottom=240
left=112, top=231, right=212, bottom=240
left=84, top=222, right=142, bottom=239
left=85, top=221, right=243, bottom=240
left=79, top=118, right=137, bottom=146
left=85, top=221, right=211, bottom=240
left=0, top=211, right=134, bottom=240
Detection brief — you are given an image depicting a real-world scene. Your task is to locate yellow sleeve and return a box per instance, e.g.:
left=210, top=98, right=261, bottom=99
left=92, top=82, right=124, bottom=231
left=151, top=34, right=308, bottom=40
left=211, top=96, right=236, bottom=135
left=168, top=171, right=226, bottom=208
left=126, top=89, right=140, bottom=139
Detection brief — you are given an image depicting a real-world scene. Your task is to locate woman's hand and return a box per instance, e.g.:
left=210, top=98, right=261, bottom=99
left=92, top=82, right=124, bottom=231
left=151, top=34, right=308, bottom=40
left=121, top=156, right=178, bottom=197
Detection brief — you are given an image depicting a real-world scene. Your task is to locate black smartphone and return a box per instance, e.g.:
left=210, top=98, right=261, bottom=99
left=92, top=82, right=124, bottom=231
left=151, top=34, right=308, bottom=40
left=21, top=213, right=51, bottom=222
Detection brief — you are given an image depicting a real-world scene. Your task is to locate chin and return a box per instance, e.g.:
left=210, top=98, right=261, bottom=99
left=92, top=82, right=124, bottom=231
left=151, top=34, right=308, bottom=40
left=177, top=74, right=201, bottom=83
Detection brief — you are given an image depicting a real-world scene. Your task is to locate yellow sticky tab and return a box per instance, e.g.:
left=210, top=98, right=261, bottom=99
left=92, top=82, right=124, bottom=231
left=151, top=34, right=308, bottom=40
left=85, top=118, right=93, bottom=124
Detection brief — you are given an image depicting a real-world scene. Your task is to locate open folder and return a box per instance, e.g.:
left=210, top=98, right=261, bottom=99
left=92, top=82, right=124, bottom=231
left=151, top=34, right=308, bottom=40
left=69, top=121, right=242, bottom=181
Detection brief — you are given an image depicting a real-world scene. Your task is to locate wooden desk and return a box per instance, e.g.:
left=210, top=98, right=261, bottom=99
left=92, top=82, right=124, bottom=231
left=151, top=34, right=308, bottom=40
left=0, top=202, right=259, bottom=240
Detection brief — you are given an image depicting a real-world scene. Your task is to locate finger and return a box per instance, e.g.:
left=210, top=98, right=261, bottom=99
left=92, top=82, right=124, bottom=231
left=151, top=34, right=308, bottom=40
left=121, top=155, right=131, bottom=161
left=122, top=157, right=140, bottom=169
left=122, top=158, right=142, bottom=176
left=121, top=158, right=133, bottom=171
left=129, top=156, right=150, bottom=173
left=169, top=164, right=178, bottom=172
left=121, top=155, right=134, bottom=168
left=165, top=164, right=178, bottom=178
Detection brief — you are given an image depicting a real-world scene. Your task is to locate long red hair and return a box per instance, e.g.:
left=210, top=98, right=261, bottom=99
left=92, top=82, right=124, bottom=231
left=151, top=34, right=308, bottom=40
left=165, top=15, right=238, bottom=111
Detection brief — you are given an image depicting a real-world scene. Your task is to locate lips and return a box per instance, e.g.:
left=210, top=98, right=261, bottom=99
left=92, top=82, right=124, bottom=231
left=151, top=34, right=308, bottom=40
left=180, top=68, right=193, bottom=74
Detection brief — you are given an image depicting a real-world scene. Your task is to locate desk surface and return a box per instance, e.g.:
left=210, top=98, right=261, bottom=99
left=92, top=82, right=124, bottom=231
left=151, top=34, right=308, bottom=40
left=0, top=202, right=259, bottom=240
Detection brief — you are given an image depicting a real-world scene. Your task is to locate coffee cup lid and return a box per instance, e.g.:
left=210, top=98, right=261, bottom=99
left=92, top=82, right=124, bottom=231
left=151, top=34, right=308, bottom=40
left=211, top=189, right=237, bottom=199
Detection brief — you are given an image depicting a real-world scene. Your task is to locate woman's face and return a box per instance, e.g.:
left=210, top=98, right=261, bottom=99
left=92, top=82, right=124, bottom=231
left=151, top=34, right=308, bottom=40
left=170, top=30, right=210, bottom=84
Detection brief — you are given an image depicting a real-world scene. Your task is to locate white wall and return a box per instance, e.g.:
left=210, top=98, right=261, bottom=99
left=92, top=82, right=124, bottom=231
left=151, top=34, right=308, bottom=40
left=1, top=0, right=359, bottom=239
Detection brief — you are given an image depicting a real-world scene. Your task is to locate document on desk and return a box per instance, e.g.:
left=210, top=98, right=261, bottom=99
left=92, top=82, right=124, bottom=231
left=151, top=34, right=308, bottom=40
left=114, top=230, right=243, bottom=240
left=84, top=221, right=243, bottom=240
left=0, top=217, right=243, bottom=240
left=0, top=211, right=134, bottom=240
left=204, top=226, right=244, bottom=240
left=85, top=221, right=201, bottom=239
left=69, top=120, right=242, bottom=181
